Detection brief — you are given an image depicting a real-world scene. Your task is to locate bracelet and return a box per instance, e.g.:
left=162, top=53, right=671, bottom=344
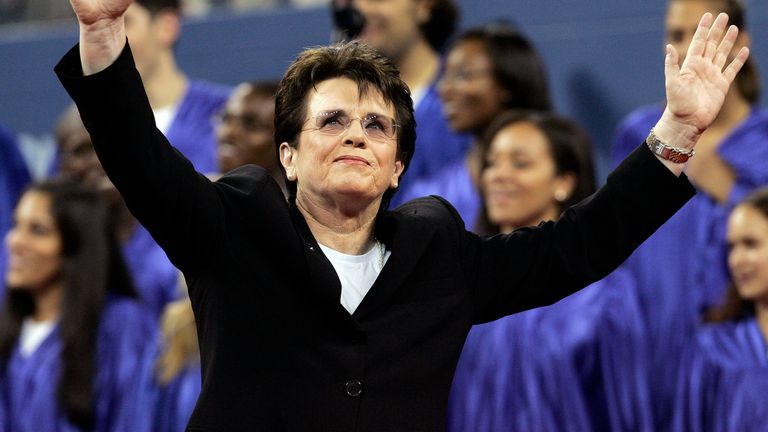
left=646, top=128, right=695, bottom=163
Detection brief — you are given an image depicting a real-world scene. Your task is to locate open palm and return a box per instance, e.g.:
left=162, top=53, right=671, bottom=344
left=70, top=0, right=133, bottom=26
left=664, top=13, right=749, bottom=133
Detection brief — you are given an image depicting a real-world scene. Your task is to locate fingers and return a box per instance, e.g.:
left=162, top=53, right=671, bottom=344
left=686, top=12, right=713, bottom=58
left=722, top=46, right=750, bottom=84
left=713, top=25, right=739, bottom=70
left=702, top=13, right=729, bottom=60
left=664, top=44, right=680, bottom=83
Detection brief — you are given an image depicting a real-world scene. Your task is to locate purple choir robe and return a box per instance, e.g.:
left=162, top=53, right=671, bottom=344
left=611, top=104, right=768, bottom=428
left=122, top=224, right=180, bottom=317
left=447, top=268, right=653, bottom=432
left=395, top=158, right=480, bottom=230
left=0, top=296, right=156, bottom=432
left=673, top=317, right=768, bottom=431
left=164, top=80, right=230, bottom=174
left=0, top=125, right=31, bottom=303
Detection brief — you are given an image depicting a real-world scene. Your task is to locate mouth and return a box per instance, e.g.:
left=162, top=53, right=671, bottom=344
left=334, top=155, right=371, bottom=166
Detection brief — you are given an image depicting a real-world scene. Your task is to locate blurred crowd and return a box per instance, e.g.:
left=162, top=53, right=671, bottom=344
left=2, top=0, right=768, bottom=431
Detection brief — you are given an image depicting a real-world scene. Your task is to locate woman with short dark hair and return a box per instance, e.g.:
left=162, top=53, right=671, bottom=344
left=56, top=0, right=747, bottom=428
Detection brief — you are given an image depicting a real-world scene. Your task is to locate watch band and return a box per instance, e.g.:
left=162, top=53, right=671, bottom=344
left=646, top=128, right=695, bottom=164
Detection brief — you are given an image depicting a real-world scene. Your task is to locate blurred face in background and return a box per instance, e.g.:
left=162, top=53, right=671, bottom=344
left=124, top=2, right=178, bottom=79
left=727, top=204, right=768, bottom=304
left=439, top=39, right=508, bottom=135
left=5, top=191, right=62, bottom=292
left=216, top=84, right=277, bottom=173
left=482, top=121, right=573, bottom=233
left=353, top=0, right=432, bottom=61
left=666, top=0, right=747, bottom=66
left=56, top=110, right=119, bottom=203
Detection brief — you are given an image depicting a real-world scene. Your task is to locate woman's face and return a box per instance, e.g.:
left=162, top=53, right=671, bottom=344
left=216, top=84, right=276, bottom=174
left=482, top=121, right=572, bottom=232
left=5, top=191, right=63, bottom=291
left=727, top=204, right=768, bottom=303
left=279, top=77, right=404, bottom=208
left=439, top=39, right=508, bottom=134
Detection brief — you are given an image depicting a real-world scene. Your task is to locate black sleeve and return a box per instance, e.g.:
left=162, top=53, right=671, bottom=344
left=466, top=143, right=696, bottom=323
left=54, top=42, right=267, bottom=276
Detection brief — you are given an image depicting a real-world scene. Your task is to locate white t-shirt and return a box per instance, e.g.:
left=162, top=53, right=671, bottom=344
left=318, top=241, right=391, bottom=314
left=153, top=103, right=180, bottom=135
left=19, top=318, right=56, bottom=357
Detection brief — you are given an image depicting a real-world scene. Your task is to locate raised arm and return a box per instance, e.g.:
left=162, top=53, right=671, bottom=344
left=652, top=12, right=749, bottom=175
left=70, top=0, right=130, bottom=74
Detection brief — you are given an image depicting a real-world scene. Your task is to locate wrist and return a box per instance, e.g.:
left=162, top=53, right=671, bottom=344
left=653, top=108, right=702, bottom=151
left=79, top=17, right=126, bottom=75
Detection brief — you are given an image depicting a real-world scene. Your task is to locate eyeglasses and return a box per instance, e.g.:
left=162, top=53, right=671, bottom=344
left=302, top=110, right=400, bottom=142
left=213, top=111, right=271, bottom=132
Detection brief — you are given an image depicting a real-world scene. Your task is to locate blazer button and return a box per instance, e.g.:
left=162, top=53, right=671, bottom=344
left=345, top=380, right=362, bottom=397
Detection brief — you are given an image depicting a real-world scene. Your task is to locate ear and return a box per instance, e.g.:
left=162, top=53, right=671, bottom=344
left=154, top=10, right=181, bottom=48
left=553, top=172, right=577, bottom=203
left=390, top=160, right=405, bottom=189
left=414, top=0, right=434, bottom=25
left=279, top=142, right=298, bottom=181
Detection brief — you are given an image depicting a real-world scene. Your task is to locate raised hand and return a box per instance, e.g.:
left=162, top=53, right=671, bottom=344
left=71, top=0, right=133, bottom=74
left=70, top=0, right=133, bottom=26
left=655, top=13, right=749, bottom=148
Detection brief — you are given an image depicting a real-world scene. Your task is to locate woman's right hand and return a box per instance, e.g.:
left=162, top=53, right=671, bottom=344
left=71, top=0, right=133, bottom=75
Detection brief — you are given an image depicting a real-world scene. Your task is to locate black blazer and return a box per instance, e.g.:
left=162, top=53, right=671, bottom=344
left=56, top=43, right=695, bottom=432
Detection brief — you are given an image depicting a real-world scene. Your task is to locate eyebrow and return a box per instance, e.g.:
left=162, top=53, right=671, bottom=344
left=314, top=108, right=391, bottom=119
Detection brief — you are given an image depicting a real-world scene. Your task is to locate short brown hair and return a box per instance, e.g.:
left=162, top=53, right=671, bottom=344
left=274, top=42, right=416, bottom=208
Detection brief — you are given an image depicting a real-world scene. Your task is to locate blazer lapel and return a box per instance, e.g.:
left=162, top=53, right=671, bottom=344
left=353, top=209, right=437, bottom=321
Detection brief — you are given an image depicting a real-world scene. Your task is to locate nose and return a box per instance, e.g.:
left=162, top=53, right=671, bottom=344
left=342, top=118, right=367, bottom=148
left=5, top=226, right=23, bottom=255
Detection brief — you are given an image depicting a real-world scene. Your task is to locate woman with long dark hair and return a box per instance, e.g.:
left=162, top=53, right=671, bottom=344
left=0, top=179, right=155, bottom=432
left=673, top=187, right=768, bottom=430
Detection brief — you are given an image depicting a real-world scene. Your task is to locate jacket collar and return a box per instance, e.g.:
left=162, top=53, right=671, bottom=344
left=288, top=198, right=437, bottom=323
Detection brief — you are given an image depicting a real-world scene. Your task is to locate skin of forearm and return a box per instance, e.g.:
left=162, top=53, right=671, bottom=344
left=79, top=17, right=127, bottom=76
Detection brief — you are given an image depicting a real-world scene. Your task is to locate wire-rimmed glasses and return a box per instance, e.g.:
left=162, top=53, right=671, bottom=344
left=302, top=109, right=400, bottom=143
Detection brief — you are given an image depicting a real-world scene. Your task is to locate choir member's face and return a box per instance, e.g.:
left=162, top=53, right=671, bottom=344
left=216, top=84, right=277, bottom=174
left=353, top=0, right=431, bottom=61
left=482, top=121, right=572, bottom=233
left=727, top=204, right=768, bottom=303
left=439, top=39, right=508, bottom=134
left=57, top=113, right=119, bottom=203
left=279, top=77, right=403, bottom=207
left=5, top=191, right=63, bottom=292
left=124, top=3, right=178, bottom=79
left=665, top=0, right=748, bottom=66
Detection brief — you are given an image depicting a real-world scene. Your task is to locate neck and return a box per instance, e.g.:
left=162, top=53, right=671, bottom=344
left=296, top=191, right=380, bottom=255
left=143, top=52, right=188, bottom=110
left=396, top=40, right=439, bottom=94
left=708, top=88, right=751, bottom=131
left=33, top=282, right=63, bottom=322
left=757, top=300, right=768, bottom=344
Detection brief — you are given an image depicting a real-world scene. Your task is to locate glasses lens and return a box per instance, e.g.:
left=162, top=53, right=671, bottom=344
left=362, top=115, right=395, bottom=140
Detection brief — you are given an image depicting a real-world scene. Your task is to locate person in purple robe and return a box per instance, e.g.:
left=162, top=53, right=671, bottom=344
left=56, top=104, right=180, bottom=317
left=448, top=110, right=652, bottom=431
left=673, top=186, right=768, bottom=431
left=122, top=0, right=230, bottom=173
left=395, top=23, right=552, bottom=227
left=0, top=125, right=32, bottom=302
left=610, top=0, right=767, bottom=427
left=0, top=179, right=155, bottom=432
